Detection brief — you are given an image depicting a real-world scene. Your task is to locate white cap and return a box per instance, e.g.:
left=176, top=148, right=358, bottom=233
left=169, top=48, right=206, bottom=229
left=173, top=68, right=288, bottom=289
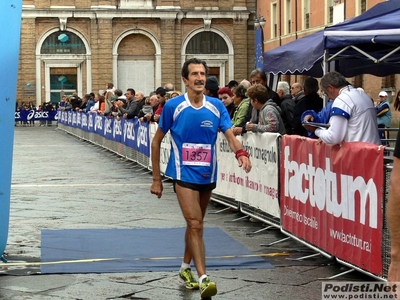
left=379, top=91, right=388, bottom=97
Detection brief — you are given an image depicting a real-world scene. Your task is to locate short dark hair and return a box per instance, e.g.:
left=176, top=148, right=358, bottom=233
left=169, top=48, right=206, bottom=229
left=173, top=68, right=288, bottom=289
left=303, top=77, right=319, bottom=94
left=155, top=87, right=166, bottom=97
left=227, top=80, right=239, bottom=88
left=126, top=88, right=135, bottom=95
left=181, top=58, right=209, bottom=80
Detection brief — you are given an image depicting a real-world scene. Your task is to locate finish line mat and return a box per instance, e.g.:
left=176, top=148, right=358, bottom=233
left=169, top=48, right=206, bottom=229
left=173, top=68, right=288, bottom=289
left=41, top=227, right=274, bottom=274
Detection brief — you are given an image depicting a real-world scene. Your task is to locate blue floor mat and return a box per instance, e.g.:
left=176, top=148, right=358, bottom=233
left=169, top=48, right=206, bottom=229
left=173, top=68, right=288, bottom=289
left=41, top=227, right=274, bottom=274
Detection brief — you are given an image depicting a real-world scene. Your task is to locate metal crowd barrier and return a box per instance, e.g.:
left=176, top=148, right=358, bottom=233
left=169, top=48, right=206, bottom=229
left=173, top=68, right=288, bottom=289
left=58, top=119, right=398, bottom=280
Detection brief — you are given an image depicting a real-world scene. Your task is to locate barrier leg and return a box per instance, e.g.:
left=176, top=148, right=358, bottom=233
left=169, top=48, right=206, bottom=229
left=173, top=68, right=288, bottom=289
left=246, top=225, right=274, bottom=236
left=319, top=268, right=355, bottom=280
left=285, top=252, right=321, bottom=261
left=260, top=236, right=291, bottom=247
left=208, top=206, right=230, bottom=214
left=225, top=215, right=248, bottom=222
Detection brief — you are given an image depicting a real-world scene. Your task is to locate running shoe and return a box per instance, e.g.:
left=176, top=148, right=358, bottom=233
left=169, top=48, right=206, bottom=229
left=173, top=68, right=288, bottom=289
left=200, top=277, right=217, bottom=298
left=179, top=268, right=199, bottom=290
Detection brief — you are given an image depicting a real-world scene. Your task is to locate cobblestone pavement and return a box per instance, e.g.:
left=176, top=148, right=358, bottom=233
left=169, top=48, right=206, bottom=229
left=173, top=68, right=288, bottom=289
left=0, top=126, right=367, bottom=300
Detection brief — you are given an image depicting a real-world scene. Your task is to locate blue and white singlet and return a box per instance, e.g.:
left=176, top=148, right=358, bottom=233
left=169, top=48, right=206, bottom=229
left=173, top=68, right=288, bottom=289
left=158, top=93, right=232, bottom=184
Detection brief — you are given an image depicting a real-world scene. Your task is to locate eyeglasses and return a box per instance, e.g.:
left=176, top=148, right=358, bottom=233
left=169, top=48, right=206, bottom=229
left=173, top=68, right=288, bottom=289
left=291, top=86, right=297, bottom=89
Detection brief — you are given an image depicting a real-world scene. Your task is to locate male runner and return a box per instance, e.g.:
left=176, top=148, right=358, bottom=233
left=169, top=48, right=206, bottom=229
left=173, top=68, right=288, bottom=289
left=150, top=58, right=252, bottom=298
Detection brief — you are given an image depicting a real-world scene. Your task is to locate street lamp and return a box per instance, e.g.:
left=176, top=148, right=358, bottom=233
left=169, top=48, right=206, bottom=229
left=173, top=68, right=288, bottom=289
left=254, top=16, right=266, bottom=30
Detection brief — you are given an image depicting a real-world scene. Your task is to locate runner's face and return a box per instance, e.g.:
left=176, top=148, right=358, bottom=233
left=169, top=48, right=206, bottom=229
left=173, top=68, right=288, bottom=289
left=184, top=63, right=206, bottom=94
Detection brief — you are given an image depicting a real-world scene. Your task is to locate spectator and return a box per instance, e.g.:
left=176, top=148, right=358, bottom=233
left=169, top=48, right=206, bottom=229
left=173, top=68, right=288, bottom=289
left=118, top=88, right=138, bottom=120
left=231, top=84, right=250, bottom=135
left=227, top=80, right=239, bottom=90
left=139, top=94, right=159, bottom=122
left=84, top=93, right=96, bottom=113
left=276, top=81, right=295, bottom=134
left=292, top=77, right=323, bottom=137
left=204, top=76, right=219, bottom=98
left=70, top=93, right=82, bottom=111
left=89, top=94, right=100, bottom=113
left=245, top=84, right=286, bottom=135
left=134, top=91, right=146, bottom=116
left=291, top=82, right=305, bottom=103
left=153, top=87, right=167, bottom=123
left=217, top=87, right=236, bottom=119
left=77, top=94, right=90, bottom=112
left=170, top=91, right=182, bottom=98
left=103, top=82, right=115, bottom=96
left=164, top=83, right=175, bottom=92
left=393, top=89, right=400, bottom=111
left=302, top=71, right=381, bottom=145
left=376, top=91, right=392, bottom=144
left=249, top=68, right=281, bottom=106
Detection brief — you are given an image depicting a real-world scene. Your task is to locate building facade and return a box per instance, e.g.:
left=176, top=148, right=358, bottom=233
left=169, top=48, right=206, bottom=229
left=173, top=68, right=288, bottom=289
left=256, top=0, right=400, bottom=111
left=19, top=0, right=258, bottom=107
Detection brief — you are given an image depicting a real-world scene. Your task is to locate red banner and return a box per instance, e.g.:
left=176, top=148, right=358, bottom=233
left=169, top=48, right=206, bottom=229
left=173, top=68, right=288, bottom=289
left=280, top=136, right=384, bottom=275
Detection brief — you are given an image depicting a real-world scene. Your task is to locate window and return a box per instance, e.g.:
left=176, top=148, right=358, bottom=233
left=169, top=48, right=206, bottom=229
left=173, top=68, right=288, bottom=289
left=361, top=0, right=367, bottom=13
left=328, top=6, right=333, bottom=24
left=382, top=75, right=395, bottom=90
left=186, top=32, right=228, bottom=54
left=119, top=0, right=152, bottom=8
left=41, top=31, right=86, bottom=54
left=304, top=0, right=310, bottom=29
left=272, top=2, right=278, bottom=38
left=286, top=0, right=292, bottom=34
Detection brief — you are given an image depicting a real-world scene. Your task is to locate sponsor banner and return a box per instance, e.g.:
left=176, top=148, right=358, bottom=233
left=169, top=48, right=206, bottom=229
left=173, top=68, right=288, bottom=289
left=280, top=135, right=384, bottom=275
left=215, top=132, right=280, bottom=218
left=15, top=110, right=58, bottom=121
left=60, top=111, right=150, bottom=157
left=148, top=123, right=171, bottom=174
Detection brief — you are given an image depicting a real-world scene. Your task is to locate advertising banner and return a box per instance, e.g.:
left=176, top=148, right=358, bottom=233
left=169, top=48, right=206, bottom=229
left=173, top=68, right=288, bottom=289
left=15, top=110, right=58, bottom=121
left=59, top=111, right=150, bottom=157
left=215, top=132, right=281, bottom=218
left=280, top=135, right=384, bottom=275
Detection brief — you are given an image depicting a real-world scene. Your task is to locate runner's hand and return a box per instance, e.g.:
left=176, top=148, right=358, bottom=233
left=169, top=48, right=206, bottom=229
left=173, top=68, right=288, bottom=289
left=238, top=156, right=252, bottom=173
left=151, top=179, right=163, bottom=198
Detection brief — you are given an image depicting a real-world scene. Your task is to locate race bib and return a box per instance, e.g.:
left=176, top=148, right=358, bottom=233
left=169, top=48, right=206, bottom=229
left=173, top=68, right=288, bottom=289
left=182, top=143, right=212, bottom=166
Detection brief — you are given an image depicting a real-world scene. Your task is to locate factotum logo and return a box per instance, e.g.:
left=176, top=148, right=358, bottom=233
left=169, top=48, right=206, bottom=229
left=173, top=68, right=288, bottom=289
left=58, top=33, right=69, bottom=43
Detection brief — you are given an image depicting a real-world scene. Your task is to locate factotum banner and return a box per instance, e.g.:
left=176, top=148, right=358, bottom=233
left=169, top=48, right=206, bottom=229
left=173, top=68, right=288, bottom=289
left=280, top=135, right=384, bottom=275
left=215, top=132, right=280, bottom=218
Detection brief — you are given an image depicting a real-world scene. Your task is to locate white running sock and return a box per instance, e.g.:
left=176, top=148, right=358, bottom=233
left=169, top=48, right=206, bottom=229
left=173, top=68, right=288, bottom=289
left=199, top=274, right=208, bottom=285
left=180, top=262, right=191, bottom=271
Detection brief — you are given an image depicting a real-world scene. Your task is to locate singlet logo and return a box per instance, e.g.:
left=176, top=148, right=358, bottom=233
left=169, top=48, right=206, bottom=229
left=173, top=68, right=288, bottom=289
left=200, top=120, right=213, bottom=128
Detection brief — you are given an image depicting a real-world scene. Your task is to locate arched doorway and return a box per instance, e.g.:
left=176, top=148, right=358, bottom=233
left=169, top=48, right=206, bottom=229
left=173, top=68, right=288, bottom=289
left=113, top=29, right=161, bottom=97
left=36, top=29, right=91, bottom=106
left=182, top=28, right=234, bottom=91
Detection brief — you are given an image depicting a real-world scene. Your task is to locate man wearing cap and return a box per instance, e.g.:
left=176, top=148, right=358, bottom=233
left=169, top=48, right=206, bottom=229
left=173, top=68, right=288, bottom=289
left=376, top=91, right=392, bottom=144
left=203, top=76, right=219, bottom=98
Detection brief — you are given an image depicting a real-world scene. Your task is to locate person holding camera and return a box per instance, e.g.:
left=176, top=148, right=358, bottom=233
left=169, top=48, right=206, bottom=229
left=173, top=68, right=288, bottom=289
left=139, top=94, right=159, bottom=123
